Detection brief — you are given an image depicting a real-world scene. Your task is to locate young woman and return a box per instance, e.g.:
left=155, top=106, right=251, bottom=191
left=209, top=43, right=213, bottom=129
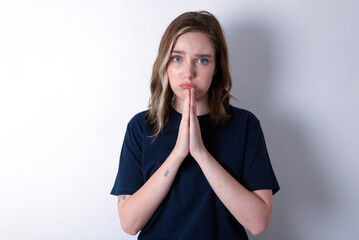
left=111, top=11, right=279, bottom=239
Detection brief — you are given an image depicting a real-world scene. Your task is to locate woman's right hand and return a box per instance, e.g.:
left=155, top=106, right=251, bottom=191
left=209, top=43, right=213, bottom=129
left=172, top=90, right=190, bottom=161
left=118, top=91, right=191, bottom=235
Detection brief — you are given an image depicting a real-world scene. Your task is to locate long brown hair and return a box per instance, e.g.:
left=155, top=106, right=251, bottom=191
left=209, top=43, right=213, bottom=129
left=146, top=11, right=232, bottom=137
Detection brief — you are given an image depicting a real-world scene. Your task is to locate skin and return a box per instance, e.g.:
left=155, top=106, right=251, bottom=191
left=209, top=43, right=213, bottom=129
left=167, top=31, right=215, bottom=116
left=117, top=32, right=273, bottom=236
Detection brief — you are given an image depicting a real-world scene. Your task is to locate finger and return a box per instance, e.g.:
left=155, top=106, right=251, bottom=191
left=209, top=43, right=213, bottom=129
left=181, top=89, right=190, bottom=124
left=190, top=88, right=196, bottom=116
left=190, top=88, right=197, bottom=126
left=185, top=90, right=191, bottom=148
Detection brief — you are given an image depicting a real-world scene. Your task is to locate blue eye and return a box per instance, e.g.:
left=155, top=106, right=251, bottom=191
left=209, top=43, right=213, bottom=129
left=172, top=56, right=182, bottom=63
left=197, top=58, right=208, bottom=65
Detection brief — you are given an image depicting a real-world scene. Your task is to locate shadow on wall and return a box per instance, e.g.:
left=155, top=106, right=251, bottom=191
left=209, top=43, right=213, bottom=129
left=226, top=22, right=332, bottom=239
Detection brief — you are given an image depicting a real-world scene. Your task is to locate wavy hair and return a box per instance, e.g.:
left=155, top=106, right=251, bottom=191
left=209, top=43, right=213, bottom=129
left=146, top=11, right=232, bottom=137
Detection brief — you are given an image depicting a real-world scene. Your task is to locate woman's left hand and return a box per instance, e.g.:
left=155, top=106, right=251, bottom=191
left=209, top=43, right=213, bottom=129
left=188, top=88, right=207, bottom=160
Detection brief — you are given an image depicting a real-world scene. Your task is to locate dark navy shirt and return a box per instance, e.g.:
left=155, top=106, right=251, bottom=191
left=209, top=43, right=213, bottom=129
left=111, top=105, right=279, bottom=239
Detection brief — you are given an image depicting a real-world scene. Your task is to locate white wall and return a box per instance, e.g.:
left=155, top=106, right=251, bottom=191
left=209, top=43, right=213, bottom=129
left=0, top=0, right=358, bottom=239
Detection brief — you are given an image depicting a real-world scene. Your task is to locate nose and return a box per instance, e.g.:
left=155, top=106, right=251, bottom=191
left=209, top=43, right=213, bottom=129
left=183, top=61, right=196, bottom=80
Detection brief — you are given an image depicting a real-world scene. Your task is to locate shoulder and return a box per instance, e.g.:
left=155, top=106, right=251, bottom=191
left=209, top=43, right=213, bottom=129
left=227, top=105, right=260, bottom=129
left=122, top=110, right=150, bottom=143
left=127, top=110, right=148, bottom=124
left=126, top=110, right=149, bottom=131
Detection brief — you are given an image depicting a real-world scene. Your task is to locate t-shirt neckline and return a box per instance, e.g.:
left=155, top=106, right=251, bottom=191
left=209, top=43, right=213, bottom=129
left=169, top=105, right=210, bottom=122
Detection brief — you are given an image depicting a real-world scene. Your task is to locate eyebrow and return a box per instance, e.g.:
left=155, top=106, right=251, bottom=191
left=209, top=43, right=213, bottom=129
left=172, top=50, right=213, bottom=58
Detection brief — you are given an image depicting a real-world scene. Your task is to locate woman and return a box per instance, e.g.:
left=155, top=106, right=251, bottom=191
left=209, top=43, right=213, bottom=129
left=111, top=11, right=279, bottom=239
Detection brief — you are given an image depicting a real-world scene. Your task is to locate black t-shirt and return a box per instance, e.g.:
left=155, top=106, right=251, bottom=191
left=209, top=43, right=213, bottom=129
left=111, top=105, right=279, bottom=239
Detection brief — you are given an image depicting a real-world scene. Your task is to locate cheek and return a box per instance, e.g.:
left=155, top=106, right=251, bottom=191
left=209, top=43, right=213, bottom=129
left=166, top=67, right=175, bottom=87
left=167, top=65, right=179, bottom=83
left=166, top=67, right=172, bottom=80
left=199, top=69, right=215, bottom=88
left=167, top=68, right=183, bottom=98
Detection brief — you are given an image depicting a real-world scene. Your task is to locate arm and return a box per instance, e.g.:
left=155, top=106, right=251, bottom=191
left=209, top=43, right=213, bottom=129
left=117, top=152, right=183, bottom=235
left=194, top=151, right=272, bottom=236
left=188, top=88, right=273, bottom=236
left=116, top=91, right=191, bottom=235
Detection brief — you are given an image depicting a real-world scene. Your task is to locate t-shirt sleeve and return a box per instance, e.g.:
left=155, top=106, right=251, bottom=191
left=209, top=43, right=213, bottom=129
left=110, top=114, right=144, bottom=196
left=241, top=116, right=280, bottom=195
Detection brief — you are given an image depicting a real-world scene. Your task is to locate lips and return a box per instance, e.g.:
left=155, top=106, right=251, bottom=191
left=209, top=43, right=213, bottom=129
left=179, top=83, right=197, bottom=90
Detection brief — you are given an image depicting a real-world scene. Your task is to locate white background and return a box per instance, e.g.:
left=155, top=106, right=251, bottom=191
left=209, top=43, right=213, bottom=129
left=0, top=0, right=358, bottom=239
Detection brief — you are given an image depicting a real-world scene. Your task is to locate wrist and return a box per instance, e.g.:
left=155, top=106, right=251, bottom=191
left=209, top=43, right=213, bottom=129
left=191, top=147, right=210, bottom=164
left=170, top=149, right=187, bottom=164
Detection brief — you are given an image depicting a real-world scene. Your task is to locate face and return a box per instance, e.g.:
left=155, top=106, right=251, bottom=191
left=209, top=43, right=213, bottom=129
left=167, top=31, right=216, bottom=104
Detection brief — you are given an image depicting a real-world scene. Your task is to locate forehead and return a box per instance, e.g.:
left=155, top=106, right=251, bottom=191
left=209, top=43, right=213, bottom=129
left=173, top=31, right=214, bottom=54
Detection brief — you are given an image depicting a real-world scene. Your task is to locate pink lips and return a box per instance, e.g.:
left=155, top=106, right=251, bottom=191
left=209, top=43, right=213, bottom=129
left=179, top=83, right=197, bottom=90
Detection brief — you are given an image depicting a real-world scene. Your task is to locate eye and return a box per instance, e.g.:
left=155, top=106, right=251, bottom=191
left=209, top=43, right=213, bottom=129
left=197, top=58, right=209, bottom=65
left=172, top=56, right=182, bottom=63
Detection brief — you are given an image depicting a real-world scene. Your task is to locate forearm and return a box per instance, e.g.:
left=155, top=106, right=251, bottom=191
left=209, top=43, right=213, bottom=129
left=118, top=152, right=183, bottom=235
left=195, top=151, right=272, bottom=236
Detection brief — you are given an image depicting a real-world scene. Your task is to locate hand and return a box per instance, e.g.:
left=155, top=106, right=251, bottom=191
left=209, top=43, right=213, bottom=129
left=172, top=89, right=207, bottom=162
left=189, top=88, right=207, bottom=160
left=172, top=90, right=190, bottom=161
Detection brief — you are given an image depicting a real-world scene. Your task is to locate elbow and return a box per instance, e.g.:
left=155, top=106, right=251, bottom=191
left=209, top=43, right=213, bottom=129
left=249, top=225, right=268, bottom=236
left=248, top=220, right=269, bottom=236
left=120, top=221, right=140, bottom=236
left=246, top=201, right=273, bottom=236
left=118, top=210, right=141, bottom=236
